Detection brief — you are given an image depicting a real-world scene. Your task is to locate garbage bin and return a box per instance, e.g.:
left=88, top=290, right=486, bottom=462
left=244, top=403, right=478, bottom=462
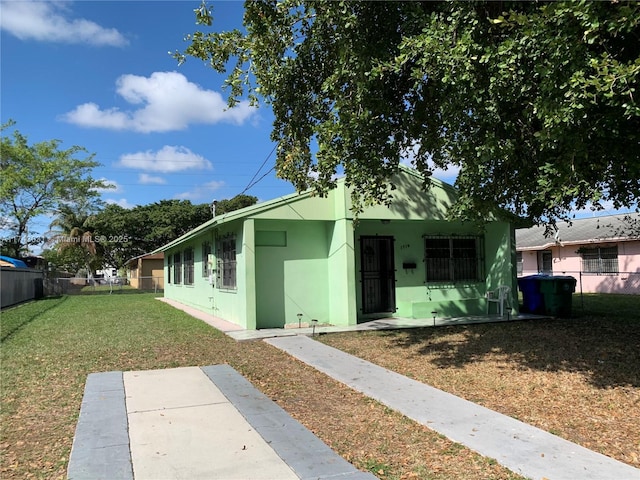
left=538, top=276, right=577, bottom=317
left=517, top=275, right=547, bottom=315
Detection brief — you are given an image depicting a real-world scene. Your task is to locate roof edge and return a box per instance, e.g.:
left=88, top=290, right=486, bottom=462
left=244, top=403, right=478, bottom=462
left=152, top=189, right=314, bottom=253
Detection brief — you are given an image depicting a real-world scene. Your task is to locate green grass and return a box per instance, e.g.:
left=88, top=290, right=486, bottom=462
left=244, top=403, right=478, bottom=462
left=3, top=292, right=636, bottom=479
left=1, top=294, right=226, bottom=385
left=1, top=294, right=246, bottom=479
left=573, top=293, right=640, bottom=321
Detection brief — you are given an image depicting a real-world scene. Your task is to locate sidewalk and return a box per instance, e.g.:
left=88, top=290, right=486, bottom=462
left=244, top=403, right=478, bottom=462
left=266, top=335, right=640, bottom=480
left=67, top=364, right=375, bottom=480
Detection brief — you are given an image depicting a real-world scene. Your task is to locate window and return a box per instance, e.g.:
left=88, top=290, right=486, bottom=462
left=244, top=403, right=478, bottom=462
left=202, top=241, right=211, bottom=277
left=424, top=236, right=484, bottom=283
left=217, top=235, right=237, bottom=289
left=581, top=246, right=618, bottom=274
left=540, top=250, right=553, bottom=274
left=516, top=251, right=523, bottom=275
left=173, top=252, right=182, bottom=284
left=167, top=255, right=172, bottom=284
left=183, top=247, right=194, bottom=285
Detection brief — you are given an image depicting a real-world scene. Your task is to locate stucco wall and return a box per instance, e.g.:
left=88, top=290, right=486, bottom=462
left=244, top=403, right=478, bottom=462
left=254, top=220, right=331, bottom=328
left=518, top=240, right=640, bottom=294
left=354, top=219, right=515, bottom=319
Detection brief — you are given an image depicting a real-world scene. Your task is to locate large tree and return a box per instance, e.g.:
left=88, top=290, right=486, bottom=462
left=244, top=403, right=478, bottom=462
left=0, top=121, right=109, bottom=257
left=88, top=195, right=258, bottom=270
left=176, top=1, right=640, bottom=224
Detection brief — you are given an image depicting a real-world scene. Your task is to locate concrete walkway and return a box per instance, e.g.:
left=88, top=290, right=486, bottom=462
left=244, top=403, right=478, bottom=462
left=266, top=335, right=640, bottom=480
left=67, top=364, right=375, bottom=480
left=157, top=297, right=550, bottom=342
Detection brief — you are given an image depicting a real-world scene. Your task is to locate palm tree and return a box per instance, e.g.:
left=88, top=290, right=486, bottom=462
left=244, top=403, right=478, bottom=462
left=47, top=201, right=100, bottom=279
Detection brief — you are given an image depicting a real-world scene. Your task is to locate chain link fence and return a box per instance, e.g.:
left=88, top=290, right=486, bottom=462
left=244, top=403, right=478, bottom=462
left=553, top=271, right=640, bottom=296
left=46, top=276, right=163, bottom=295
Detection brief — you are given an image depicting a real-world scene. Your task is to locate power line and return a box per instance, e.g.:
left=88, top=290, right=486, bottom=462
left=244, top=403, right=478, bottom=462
left=240, top=144, right=277, bottom=195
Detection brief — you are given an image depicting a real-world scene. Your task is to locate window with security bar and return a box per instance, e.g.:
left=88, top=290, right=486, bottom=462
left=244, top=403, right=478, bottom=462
left=173, top=252, right=182, bottom=284
left=581, top=245, right=618, bottom=274
left=183, top=247, right=194, bottom=285
left=202, top=241, right=211, bottom=277
left=216, top=235, right=237, bottom=289
left=424, top=236, right=484, bottom=283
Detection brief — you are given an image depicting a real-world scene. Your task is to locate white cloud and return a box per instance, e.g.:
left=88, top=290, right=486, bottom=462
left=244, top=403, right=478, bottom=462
left=117, top=145, right=212, bottom=173
left=138, top=173, right=166, bottom=185
left=63, top=103, right=130, bottom=130
left=0, top=1, right=128, bottom=47
left=175, top=180, right=225, bottom=201
left=105, top=198, right=135, bottom=209
left=61, top=71, right=255, bottom=132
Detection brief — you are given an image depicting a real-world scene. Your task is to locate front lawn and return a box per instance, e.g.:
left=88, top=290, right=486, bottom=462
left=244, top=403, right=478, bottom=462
left=320, top=293, right=640, bottom=469
left=1, top=294, right=523, bottom=480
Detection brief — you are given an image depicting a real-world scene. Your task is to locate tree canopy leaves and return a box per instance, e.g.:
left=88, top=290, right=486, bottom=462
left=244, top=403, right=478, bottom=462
left=176, top=1, right=640, bottom=223
left=85, top=195, right=258, bottom=271
left=0, top=121, right=108, bottom=257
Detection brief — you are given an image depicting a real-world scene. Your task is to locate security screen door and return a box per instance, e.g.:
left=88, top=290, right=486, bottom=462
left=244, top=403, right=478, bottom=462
left=360, top=236, right=396, bottom=314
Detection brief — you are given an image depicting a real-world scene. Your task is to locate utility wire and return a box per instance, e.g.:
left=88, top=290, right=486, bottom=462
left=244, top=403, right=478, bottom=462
left=243, top=166, right=276, bottom=194
left=240, top=144, right=277, bottom=195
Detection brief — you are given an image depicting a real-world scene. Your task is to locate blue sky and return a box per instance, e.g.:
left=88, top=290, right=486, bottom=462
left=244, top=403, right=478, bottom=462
left=1, top=0, right=301, bottom=238
left=1, top=0, right=632, bottom=245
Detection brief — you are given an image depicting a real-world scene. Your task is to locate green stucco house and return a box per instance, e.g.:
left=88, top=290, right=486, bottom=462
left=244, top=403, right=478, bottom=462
left=157, top=167, right=518, bottom=330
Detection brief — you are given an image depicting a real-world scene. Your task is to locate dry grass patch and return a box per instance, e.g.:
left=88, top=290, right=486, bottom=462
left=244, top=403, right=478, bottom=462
left=2, top=294, right=524, bottom=480
left=319, top=295, right=640, bottom=469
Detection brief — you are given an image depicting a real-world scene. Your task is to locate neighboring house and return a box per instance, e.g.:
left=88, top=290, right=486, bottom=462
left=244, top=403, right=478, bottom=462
left=156, top=167, right=518, bottom=330
left=516, top=214, right=640, bottom=294
left=22, top=255, right=47, bottom=270
left=126, top=252, right=165, bottom=290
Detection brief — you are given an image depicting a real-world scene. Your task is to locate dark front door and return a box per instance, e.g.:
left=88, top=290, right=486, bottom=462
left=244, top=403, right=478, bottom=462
left=360, top=236, right=396, bottom=314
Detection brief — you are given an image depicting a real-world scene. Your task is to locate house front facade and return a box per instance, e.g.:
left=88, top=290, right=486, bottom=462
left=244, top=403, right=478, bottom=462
left=158, top=168, right=517, bottom=330
left=516, top=214, right=640, bottom=294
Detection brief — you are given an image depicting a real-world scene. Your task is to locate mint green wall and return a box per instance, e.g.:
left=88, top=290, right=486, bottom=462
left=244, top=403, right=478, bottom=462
left=164, top=222, right=256, bottom=329
left=251, top=194, right=336, bottom=221
left=163, top=231, right=215, bottom=314
left=327, top=218, right=358, bottom=326
left=241, top=220, right=256, bottom=329
left=162, top=168, right=516, bottom=329
left=254, top=220, right=330, bottom=328
left=354, top=218, right=515, bottom=320
left=353, top=175, right=458, bottom=221
left=211, top=221, right=249, bottom=328
left=484, top=221, right=519, bottom=312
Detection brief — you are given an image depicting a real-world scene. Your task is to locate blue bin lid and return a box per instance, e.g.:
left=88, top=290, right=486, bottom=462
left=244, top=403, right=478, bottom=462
left=538, top=275, right=576, bottom=282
